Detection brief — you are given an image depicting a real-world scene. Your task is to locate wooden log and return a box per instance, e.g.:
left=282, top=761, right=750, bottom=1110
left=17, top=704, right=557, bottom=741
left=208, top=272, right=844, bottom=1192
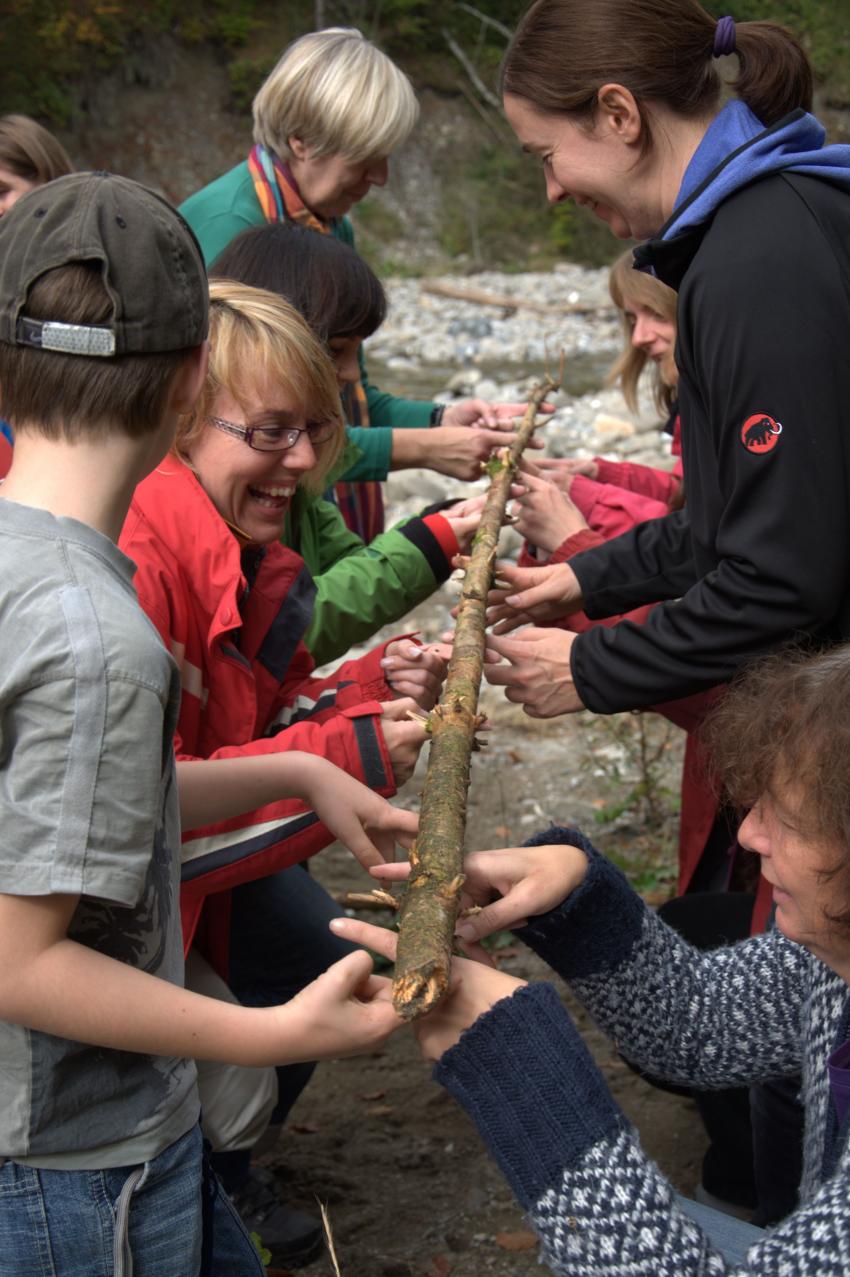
left=392, top=368, right=561, bottom=1020
left=421, top=279, right=613, bottom=317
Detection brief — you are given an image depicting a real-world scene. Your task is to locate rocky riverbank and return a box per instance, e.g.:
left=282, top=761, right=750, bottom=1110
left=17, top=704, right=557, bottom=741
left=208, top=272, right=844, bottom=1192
left=367, top=264, right=676, bottom=527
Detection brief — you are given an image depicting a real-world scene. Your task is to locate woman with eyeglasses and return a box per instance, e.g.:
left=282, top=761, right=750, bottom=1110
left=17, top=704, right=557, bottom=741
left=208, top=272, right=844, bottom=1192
left=118, top=279, right=437, bottom=1266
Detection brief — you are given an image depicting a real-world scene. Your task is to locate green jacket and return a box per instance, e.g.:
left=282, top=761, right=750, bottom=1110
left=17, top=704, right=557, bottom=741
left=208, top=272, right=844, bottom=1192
left=284, top=481, right=455, bottom=666
left=180, top=162, right=435, bottom=481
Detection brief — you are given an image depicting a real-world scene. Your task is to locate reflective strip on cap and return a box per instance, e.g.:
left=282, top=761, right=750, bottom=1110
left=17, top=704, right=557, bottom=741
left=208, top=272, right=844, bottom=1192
left=17, top=316, right=116, bottom=357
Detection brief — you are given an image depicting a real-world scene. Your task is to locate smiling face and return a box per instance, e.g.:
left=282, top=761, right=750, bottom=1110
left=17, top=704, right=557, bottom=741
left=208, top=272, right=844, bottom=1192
left=186, top=375, right=316, bottom=545
left=0, top=165, right=37, bottom=215
left=625, top=303, right=676, bottom=365
left=738, top=790, right=850, bottom=971
left=288, top=144, right=389, bottom=220
left=503, top=92, right=658, bottom=241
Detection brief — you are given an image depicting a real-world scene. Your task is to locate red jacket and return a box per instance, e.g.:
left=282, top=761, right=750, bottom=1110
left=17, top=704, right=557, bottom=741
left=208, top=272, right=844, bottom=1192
left=120, top=457, right=399, bottom=967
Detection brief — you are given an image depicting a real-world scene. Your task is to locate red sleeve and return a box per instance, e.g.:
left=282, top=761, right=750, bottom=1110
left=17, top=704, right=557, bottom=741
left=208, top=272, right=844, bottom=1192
left=582, top=462, right=681, bottom=513
left=422, top=513, right=460, bottom=563
left=0, top=435, right=12, bottom=479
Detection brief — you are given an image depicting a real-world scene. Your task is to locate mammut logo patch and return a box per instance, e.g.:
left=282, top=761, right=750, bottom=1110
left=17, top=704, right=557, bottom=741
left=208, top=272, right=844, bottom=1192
left=741, top=414, right=782, bottom=455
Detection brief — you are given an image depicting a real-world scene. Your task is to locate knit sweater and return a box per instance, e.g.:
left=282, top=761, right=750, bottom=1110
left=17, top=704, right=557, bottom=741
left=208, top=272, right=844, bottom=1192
left=436, top=827, right=850, bottom=1275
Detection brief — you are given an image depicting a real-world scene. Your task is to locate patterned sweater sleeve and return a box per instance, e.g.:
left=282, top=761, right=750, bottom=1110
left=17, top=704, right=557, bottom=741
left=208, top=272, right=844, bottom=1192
left=435, top=980, right=850, bottom=1277
left=514, top=827, right=807, bottom=1089
left=434, top=829, right=850, bottom=1275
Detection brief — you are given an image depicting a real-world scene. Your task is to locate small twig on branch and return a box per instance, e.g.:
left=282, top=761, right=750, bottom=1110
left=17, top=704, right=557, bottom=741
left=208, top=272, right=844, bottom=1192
left=441, top=27, right=502, bottom=110
left=455, top=3, right=513, bottom=40
left=337, top=890, right=399, bottom=911
left=392, top=361, right=563, bottom=1020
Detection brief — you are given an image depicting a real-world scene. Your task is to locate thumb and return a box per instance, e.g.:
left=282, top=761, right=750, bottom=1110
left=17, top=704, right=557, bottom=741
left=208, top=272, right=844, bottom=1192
left=504, top=578, right=558, bottom=610
left=455, top=894, right=529, bottom=944
left=323, top=948, right=376, bottom=996
left=340, top=822, right=385, bottom=870
left=484, top=631, right=528, bottom=661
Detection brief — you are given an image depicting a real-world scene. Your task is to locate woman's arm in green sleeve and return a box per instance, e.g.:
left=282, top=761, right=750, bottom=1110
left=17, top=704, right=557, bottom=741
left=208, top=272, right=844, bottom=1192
left=291, top=493, right=451, bottom=667
left=337, top=424, right=394, bottom=481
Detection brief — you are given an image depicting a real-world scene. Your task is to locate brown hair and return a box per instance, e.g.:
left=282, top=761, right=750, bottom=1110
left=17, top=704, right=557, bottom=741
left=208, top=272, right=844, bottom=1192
left=703, top=645, right=850, bottom=935
left=502, top=0, right=812, bottom=135
left=175, top=280, right=344, bottom=496
left=0, top=115, right=73, bottom=185
left=0, top=263, right=191, bottom=439
left=606, top=250, right=677, bottom=416
left=211, top=223, right=387, bottom=343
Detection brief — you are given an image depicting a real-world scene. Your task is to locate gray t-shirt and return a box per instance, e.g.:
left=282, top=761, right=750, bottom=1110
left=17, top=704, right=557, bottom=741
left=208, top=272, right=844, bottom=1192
left=0, top=499, right=199, bottom=1169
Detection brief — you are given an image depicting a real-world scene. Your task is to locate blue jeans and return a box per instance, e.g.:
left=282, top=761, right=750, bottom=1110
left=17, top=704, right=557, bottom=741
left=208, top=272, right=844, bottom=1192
left=227, top=864, right=358, bottom=1126
left=677, top=1195, right=765, bottom=1264
left=0, top=1125, right=263, bottom=1277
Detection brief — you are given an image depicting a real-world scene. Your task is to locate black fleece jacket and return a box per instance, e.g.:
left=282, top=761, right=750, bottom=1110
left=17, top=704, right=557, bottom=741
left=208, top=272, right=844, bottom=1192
left=569, top=170, right=850, bottom=713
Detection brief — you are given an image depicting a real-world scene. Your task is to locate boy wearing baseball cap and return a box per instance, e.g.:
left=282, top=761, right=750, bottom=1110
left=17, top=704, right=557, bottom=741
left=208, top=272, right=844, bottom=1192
left=0, top=173, right=409, bottom=1275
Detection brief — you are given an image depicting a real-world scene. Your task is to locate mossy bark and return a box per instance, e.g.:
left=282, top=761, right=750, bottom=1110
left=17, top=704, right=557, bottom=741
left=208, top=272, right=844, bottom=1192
left=392, top=375, right=560, bottom=1019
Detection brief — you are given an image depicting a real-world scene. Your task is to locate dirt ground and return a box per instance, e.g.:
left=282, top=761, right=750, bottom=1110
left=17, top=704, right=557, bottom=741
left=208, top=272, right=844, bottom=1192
left=257, top=582, right=708, bottom=1277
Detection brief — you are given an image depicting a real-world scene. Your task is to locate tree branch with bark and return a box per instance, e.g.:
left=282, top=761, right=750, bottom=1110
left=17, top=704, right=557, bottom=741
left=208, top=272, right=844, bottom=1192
left=392, top=364, right=562, bottom=1020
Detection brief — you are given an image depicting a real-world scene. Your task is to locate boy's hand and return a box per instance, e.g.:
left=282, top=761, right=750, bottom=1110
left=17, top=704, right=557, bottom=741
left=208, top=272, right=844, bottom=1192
left=485, top=561, right=584, bottom=633
left=328, top=917, right=525, bottom=1062
left=281, top=949, right=403, bottom=1058
left=370, top=843, right=589, bottom=943
left=299, top=758, right=418, bottom=868
left=378, top=698, right=428, bottom=785
left=381, top=640, right=449, bottom=710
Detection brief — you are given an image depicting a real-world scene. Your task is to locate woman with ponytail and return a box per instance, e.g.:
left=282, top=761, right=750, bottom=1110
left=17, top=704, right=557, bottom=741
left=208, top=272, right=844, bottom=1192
left=486, top=1, right=850, bottom=725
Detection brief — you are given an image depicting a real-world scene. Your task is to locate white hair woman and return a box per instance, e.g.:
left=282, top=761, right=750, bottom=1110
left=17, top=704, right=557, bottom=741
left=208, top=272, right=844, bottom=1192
left=181, top=27, right=543, bottom=543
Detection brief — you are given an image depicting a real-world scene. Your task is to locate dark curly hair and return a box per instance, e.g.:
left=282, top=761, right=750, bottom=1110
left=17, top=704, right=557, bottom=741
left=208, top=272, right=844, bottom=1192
left=702, top=645, right=850, bottom=935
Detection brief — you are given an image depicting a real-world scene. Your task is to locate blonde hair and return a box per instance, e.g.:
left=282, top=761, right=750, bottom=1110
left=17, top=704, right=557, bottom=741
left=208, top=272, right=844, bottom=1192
left=253, top=27, right=418, bottom=163
left=176, top=279, right=344, bottom=495
left=606, top=251, right=678, bottom=416
left=0, top=114, right=73, bottom=186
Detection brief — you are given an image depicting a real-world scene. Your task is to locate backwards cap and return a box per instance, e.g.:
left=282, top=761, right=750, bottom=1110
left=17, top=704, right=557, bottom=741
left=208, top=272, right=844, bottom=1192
left=0, top=171, right=208, bottom=358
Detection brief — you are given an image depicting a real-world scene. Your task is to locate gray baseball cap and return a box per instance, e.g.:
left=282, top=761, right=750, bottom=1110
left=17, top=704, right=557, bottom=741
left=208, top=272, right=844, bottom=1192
left=0, top=171, right=208, bottom=357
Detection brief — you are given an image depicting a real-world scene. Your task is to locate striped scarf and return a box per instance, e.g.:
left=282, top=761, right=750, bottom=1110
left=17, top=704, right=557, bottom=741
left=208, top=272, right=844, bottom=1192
left=248, top=144, right=384, bottom=542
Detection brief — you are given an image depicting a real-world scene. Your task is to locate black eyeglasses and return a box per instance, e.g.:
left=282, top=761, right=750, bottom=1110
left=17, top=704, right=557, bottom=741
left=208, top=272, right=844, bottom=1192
left=206, top=415, right=337, bottom=453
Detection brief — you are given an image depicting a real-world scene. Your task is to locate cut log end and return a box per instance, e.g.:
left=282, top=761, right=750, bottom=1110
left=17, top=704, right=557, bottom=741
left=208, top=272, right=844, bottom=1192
left=392, top=966, right=449, bottom=1021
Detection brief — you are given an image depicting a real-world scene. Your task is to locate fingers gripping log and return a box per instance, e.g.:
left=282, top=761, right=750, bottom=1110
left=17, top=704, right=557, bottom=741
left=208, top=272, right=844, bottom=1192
left=392, top=366, right=562, bottom=1019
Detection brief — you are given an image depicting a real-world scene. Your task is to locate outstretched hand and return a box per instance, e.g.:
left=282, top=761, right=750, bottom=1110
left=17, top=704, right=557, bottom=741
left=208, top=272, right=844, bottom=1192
left=441, top=398, right=555, bottom=431
left=484, top=629, right=584, bottom=717
left=328, top=915, right=526, bottom=1062
left=281, top=949, right=404, bottom=1060
left=510, top=466, right=589, bottom=555
left=426, top=424, right=542, bottom=482
left=440, top=494, right=488, bottom=554
left=485, top=560, right=584, bottom=633
left=370, top=842, right=588, bottom=945
left=382, top=640, right=449, bottom=710
left=300, top=757, right=419, bottom=869
left=535, top=455, right=599, bottom=486
left=378, top=697, right=430, bottom=786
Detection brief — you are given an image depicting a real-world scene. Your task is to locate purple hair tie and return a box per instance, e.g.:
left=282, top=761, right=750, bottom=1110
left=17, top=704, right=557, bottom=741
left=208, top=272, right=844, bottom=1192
left=713, top=14, right=737, bottom=57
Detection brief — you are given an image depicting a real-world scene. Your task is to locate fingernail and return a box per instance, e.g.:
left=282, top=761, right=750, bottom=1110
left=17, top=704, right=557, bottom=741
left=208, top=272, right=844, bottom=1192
left=506, top=596, right=519, bottom=606
left=455, top=923, right=476, bottom=941
left=380, top=659, right=396, bottom=669
left=329, top=918, right=347, bottom=933
left=406, top=647, right=422, bottom=659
